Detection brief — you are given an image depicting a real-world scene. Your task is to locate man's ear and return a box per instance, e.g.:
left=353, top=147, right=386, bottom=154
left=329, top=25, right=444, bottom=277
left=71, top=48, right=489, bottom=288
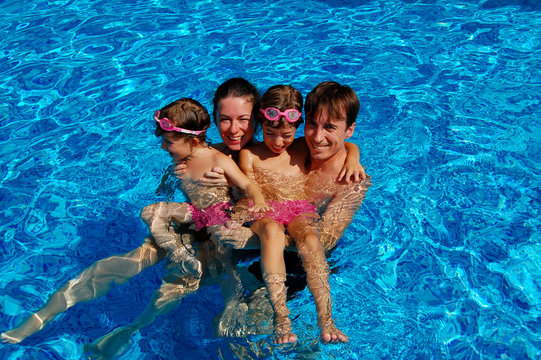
left=345, top=122, right=355, bottom=139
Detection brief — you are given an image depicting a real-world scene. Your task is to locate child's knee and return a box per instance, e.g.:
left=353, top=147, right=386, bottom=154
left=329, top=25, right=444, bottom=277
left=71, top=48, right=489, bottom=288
left=253, top=219, right=284, bottom=238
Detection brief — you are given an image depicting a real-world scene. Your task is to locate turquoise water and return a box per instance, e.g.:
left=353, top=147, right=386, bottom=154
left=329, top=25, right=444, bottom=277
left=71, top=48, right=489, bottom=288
left=0, top=0, right=539, bottom=359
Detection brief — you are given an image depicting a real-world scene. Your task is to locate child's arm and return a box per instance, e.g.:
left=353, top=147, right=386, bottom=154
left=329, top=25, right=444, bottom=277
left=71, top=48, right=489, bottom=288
left=337, top=142, right=367, bottom=184
left=140, top=202, right=202, bottom=277
left=238, top=148, right=254, bottom=178
left=220, top=152, right=271, bottom=212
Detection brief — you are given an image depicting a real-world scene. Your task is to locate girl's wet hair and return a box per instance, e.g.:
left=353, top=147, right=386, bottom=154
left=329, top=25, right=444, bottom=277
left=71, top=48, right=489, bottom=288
left=155, top=98, right=210, bottom=140
left=212, top=77, right=261, bottom=125
left=259, top=84, right=303, bottom=129
left=305, top=81, right=359, bottom=127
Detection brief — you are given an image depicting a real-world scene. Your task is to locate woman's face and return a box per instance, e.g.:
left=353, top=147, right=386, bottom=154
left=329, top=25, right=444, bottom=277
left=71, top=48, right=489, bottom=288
left=216, top=96, right=254, bottom=151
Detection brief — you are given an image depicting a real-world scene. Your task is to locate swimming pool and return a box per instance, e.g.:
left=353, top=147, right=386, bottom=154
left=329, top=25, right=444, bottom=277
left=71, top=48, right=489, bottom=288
left=0, top=0, right=539, bottom=358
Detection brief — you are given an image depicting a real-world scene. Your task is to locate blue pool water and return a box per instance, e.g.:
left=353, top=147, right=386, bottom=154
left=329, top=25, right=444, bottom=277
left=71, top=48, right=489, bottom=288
left=0, top=0, right=539, bottom=358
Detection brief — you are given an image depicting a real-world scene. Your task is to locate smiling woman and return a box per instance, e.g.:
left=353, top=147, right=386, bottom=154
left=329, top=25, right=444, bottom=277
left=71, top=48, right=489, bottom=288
left=211, top=80, right=260, bottom=157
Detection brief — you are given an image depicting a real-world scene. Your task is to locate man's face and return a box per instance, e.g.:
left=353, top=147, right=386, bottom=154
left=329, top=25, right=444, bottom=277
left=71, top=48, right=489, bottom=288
left=304, top=110, right=355, bottom=162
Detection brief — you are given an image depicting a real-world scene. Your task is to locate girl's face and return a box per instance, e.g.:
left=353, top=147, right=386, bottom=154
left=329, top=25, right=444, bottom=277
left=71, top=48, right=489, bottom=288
left=216, top=96, right=254, bottom=151
left=160, top=132, right=193, bottom=163
left=262, top=123, right=296, bottom=154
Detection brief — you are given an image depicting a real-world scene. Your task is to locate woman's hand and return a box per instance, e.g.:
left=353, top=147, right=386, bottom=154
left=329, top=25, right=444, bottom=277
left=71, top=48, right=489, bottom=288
left=209, top=223, right=260, bottom=249
left=200, top=167, right=227, bottom=186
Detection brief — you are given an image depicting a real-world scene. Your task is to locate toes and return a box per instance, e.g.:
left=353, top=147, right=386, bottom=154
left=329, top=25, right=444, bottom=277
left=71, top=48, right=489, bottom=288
left=321, top=333, right=331, bottom=343
left=274, top=332, right=297, bottom=344
left=320, top=327, right=348, bottom=343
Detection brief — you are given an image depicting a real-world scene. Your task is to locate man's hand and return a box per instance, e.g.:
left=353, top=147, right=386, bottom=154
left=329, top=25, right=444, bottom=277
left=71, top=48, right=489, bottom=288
left=169, top=246, right=202, bottom=278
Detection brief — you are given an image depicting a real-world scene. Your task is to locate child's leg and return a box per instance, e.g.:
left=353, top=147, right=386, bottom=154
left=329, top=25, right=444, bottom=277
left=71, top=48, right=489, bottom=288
left=296, top=232, right=348, bottom=343
left=1, top=239, right=167, bottom=344
left=251, top=218, right=297, bottom=344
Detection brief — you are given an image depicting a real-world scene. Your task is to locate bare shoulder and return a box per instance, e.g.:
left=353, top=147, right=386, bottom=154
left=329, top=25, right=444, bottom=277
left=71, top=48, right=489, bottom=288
left=213, top=148, right=238, bottom=167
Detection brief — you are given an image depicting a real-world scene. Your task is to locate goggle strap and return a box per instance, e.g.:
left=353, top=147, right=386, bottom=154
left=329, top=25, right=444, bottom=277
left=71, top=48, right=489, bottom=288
left=154, top=111, right=205, bottom=135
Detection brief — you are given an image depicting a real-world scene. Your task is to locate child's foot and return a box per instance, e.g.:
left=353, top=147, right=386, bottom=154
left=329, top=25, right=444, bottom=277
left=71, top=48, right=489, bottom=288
left=319, top=319, right=348, bottom=343
left=1, top=313, right=45, bottom=344
left=274, top=315, right=297, bottom=344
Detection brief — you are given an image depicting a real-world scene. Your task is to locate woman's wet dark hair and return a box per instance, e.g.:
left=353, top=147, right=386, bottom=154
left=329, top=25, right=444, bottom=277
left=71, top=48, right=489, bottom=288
left=212, top=77, right=261, bottom=127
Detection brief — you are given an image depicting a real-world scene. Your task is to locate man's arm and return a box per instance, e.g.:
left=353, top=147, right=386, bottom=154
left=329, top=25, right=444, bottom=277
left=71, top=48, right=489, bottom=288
left=317, top=178, right=372, bottom=252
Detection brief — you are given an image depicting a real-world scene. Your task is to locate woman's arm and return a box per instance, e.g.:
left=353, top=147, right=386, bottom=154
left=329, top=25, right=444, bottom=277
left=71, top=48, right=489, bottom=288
left=175, top=161, right=229, bottom=187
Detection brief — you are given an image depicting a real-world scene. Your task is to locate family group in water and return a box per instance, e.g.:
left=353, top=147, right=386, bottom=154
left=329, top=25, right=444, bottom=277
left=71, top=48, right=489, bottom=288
left=2, top=78, right=372, bottom=357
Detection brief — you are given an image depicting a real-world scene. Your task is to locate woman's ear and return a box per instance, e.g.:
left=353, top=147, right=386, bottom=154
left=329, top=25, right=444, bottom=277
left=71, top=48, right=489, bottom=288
left=190, top=137, right=200, bottom=147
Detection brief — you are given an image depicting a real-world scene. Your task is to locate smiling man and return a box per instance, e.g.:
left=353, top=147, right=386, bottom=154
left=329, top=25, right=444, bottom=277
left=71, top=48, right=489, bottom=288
left=302, top=81, right=371, bottom=252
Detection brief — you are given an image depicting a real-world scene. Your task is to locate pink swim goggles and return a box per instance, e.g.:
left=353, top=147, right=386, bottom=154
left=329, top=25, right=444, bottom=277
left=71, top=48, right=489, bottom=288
left=260, top=107, right=302, bottom=123
left=154, top=111, right=205, bottom=135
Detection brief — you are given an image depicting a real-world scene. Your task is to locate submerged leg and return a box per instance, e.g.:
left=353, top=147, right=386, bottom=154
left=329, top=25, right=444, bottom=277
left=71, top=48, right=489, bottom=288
left=84, top=271, right=200, bottom=358
left=297, top=233, right=348, bottom=343
left=263, top=272, right=297, bottom=344
left=85, top=233, right=205, bottom=359
left=253, top=219, right=296, bottom=344
left=1, top=239, right=166, bottom=344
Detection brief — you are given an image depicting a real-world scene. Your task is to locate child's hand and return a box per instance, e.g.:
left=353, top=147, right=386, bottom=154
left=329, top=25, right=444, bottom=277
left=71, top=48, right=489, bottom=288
left=250, top=201, right=272, bottom=213
left=337, top=164, right=367, bottom=184
left=200, top=167, right=227, bottom=186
